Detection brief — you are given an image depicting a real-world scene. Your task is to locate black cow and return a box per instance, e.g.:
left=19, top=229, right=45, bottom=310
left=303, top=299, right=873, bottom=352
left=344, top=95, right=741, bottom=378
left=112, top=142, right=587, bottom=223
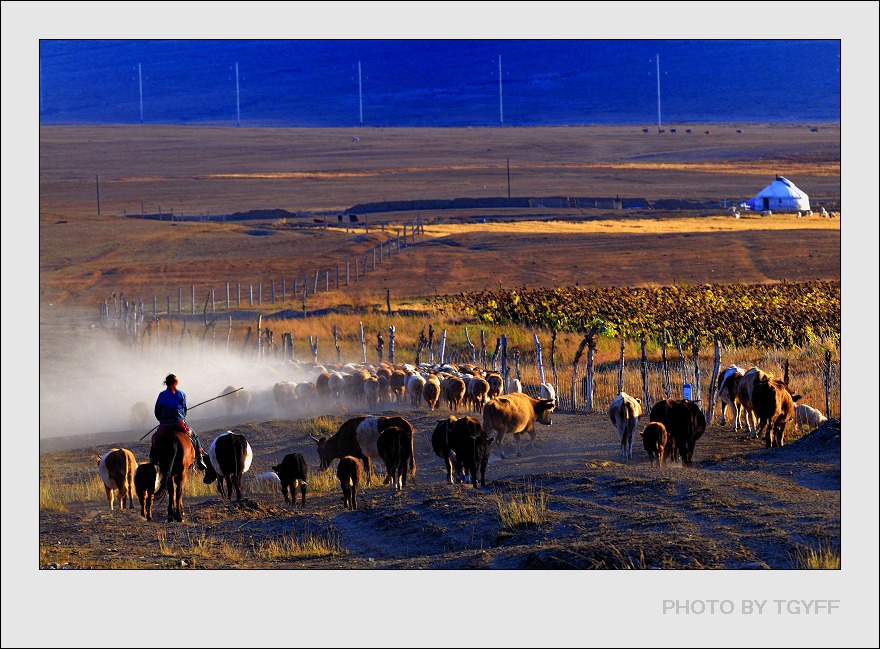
left=203, top=431, right=253, bottom=500
left=431, top=415, right=494, bottom=488
left=649, top=399, right=706, bottom=467
left=337, top=456, right=363, bottom=510
left=272, top=453, right=308, bottom=507
left=377, top=426, right=414, bottom=492
left=134, top=462, right=161, bottom=521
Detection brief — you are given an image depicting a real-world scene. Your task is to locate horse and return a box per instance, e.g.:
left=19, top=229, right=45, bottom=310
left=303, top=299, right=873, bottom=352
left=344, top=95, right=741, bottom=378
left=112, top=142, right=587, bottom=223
left=152, top=427, right=195, bottom=522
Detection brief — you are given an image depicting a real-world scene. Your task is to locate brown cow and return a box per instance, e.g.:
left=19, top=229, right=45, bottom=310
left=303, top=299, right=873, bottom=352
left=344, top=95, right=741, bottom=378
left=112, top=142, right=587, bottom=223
left=337, top=456, right=363, bottom=510
left=640, top=422, right=670, bottom=468
left=751, top=375, right=801, bottom=448
left=483, top=392, right=555, bottom=459
left=97, top=448, right=137, bottom=510
left=467, top=377, right=491, bottom=413
left=431, top=415, right=493, bottom=487
left=441, top=376, right=467, bottom=412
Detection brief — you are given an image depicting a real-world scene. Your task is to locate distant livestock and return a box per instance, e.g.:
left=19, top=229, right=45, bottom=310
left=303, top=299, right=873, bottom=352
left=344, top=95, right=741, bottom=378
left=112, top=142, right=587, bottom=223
left=129, top=401, right=152, bottom=429
left=272, top=453, right=308, bottom=507
left=483, top=392, right=555, bottom=459
left=608, top=392, right=642, bottom=461
left=97, top=448, right=137, bottom=510
left=649, top=399, right=706, bottom=467
left=203, top=431, right=254, bottom=501
left=422, top=376, right=442, bottom=411
left=441, top=376, right=467, bottom=412
left=337, top=456, right=363, bottom=510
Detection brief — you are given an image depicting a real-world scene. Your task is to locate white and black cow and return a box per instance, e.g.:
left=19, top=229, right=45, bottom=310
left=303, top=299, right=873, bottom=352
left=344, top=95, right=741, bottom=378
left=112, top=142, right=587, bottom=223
left=203, top=431, right=253, bottom=500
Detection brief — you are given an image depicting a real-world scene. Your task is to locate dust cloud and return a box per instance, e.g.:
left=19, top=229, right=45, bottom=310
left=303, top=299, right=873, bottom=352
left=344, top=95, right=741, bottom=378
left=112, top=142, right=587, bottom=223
left=39, top=312, right=325, bottom=442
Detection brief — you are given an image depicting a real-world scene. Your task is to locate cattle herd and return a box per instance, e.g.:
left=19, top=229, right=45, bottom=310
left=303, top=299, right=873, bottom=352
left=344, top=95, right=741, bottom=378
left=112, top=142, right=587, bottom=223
left=103, top=361, right=826, bottom=522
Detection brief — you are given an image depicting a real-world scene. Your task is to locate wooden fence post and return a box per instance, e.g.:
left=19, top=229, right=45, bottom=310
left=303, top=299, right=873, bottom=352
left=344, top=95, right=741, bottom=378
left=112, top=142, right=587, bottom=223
left=465, top=327, right=476, bottom=363
left=333, top=325, right=341, bottom=364
left=617, top=337, right=626, bottom=394
left=640, top=336, right=651, bottom=413
left=388, top=325, right=396, bottom=364
left=533, top=333, right=546, bottom=385
left=359, top=321, right=367, bottom=364
left=225, top=282, right=230, bottom=310
left=191, top=285, right=195, bottom=315
left=500, top=334, right=508, bottom=385
left=708, top=337, right=722, bottom=423
left=661, top=326, right=671, bottom=399
left=439, top=329, right=447, bottom=365
left=824, top=349, right=832, bottom=418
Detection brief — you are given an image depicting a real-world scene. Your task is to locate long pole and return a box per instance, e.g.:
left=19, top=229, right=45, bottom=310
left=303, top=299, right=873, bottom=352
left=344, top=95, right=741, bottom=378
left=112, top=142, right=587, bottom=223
left=139, top=387, right=245, bottom=441
left=656, top=54, right=662, bottom=133
left=498, top=54, right=504, bottom=127
left=358, top=61, right=363, bottom=125
left=235, top=62, right=241, bottom=127
left=138, top=63, right=144, bottom=123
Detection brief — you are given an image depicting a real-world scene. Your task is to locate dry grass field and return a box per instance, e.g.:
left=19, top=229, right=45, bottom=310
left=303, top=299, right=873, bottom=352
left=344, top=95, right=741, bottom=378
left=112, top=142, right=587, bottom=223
left=33, top=121, right=847, bottom=627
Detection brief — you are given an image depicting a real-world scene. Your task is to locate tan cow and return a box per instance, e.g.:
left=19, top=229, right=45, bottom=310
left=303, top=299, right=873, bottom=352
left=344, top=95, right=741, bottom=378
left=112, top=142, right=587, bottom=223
left=422, top=375, right=442, bottom=411
left=97, top=448, right=137, bottom=510
left=736, top=367, right=767, bottom=438
left=483, top=392, right=555, bottom=459
left=467, top=377, right=491, bottom=413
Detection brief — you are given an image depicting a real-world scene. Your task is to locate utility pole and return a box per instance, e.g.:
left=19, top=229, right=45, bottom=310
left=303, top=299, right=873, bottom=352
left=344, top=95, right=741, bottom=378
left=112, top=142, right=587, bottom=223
left=358, top=60, right=363, bottom=126
left=498, top=54, right=504, bottom=127
left=138, top=63, right=144, bottom=123
left=235, top=62, right=241, bottom=127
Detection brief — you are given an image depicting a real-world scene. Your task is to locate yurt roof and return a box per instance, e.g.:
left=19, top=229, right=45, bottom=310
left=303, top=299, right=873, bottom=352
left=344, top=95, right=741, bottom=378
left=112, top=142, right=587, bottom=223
left=755, top=175, right=809, bottom=198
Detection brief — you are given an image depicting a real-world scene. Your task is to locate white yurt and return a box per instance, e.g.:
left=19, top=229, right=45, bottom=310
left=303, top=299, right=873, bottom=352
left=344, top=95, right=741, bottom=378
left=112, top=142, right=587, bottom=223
left=746, top=176, right=810, bottom=212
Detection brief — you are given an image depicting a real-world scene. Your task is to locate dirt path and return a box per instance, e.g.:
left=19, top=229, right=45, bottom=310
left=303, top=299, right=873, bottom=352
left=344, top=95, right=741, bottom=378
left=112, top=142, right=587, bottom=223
left=38, top=407, right=840, bottom=571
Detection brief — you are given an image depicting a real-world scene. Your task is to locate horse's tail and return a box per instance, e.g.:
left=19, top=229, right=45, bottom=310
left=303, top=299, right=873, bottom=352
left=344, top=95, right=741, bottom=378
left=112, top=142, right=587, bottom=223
left=154, top=437, right=179, bottom=502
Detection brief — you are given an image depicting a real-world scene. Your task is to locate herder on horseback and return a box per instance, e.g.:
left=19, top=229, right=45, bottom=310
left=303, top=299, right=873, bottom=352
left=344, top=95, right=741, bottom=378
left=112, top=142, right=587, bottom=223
left=151, top=373, right=208, bottom=471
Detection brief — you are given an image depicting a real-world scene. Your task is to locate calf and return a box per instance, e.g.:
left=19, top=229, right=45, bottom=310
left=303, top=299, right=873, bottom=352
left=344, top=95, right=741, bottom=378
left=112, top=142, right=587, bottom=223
left=134, top=462, right=162, bottom=521
left=97, top=448, right=137, bottom=510
left=377, top=425, right=414, bottom=492
left=337, top=456, right=363, bottom=510
left=271, top=453, right=308, bottom=507
left=640, top=422, right=669, bottom=468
